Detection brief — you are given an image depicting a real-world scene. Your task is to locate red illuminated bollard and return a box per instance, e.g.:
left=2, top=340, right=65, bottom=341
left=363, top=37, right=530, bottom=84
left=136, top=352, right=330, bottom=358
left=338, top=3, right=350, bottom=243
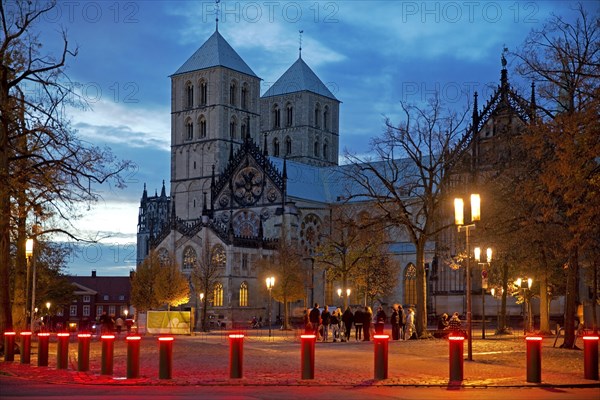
left=101, top=334, right=115, bottom=375
left=37, top=332, right=50, bottom=366
left=126, top=335, right=142, bottom=379
left=526, top=336, right=542, bottom=383
left=374, top=334, right=389, bottom=380
left=77, top=333, right=91, bottom=372
left=449, top=335, right=465, bottom=382
left=300, top=334, right=316, bottom=379
left=20, top=332, right=32, bottom=364
left=56, top=332, right=70, bottom=369
left=3, top=332, right=16, bottom=362
left=229, top=334, right=244, bottom=379
left=583, top=335, right=599, bottom=380
left=158, top=336, right=174, bottom=379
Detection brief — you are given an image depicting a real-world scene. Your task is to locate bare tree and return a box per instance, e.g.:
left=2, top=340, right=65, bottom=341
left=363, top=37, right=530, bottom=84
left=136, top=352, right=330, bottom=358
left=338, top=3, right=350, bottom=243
left=0, top=1, right=132, bottom=331
left=513, top=4, right=600, bottom=348
left=345, top=97, right=469, bottom=337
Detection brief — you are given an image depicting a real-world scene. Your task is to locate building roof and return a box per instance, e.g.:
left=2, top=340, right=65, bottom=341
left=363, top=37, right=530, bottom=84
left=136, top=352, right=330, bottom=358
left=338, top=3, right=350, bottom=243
left=262, top=57, right=338, bottom=101
left=68, top=274, right=131, bottom=303
left=172, top=30, right=258, bottom=78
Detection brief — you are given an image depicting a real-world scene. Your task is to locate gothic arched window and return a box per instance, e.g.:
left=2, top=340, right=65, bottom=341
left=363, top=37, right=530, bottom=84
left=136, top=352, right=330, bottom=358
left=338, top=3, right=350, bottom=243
left=213, top=282, right=224, bottom=307
left=199, top=115, right=207, bottom=138
left=230, top=116, right=237, bottom=139
left=314, top=103, right=320, bottom=128
left=403, top=263, right=417, bottom=306
left=211, top=245, right=226, bottom=269
left=323, top=140, right=329, bottom=161
left=186, top=82, right=193, bottom=109
left=314, top=138, right=320, bottom=157
left=229, top=81, right=237, bottom=106
left=241, top=84, right=248, bottom=109
left=272, top=104, right=281, bottom=128
left=182, top=246, right=197, bottom=271
left=286, top=102, right=293, bottom=127
left=285, top=136, right=292, bottom=155
left=186, top=120, right=193, bottom=140
left=200, top=80, right=208, bottom=105
left=273, top=138, right=280, bottom=157
left=239, top=281, right=248, bottom=307
left=323, top=105, right=329, bottom=130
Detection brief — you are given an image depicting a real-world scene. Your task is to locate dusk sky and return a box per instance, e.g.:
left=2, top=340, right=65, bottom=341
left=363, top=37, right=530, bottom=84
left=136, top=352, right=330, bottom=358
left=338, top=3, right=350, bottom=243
left=30, top=1, right=592, bottom=276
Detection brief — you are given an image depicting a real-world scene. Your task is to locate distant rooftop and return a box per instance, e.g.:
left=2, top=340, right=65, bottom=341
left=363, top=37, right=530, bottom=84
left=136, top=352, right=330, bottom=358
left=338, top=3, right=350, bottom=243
left=172, top=30, right=258, bottom=77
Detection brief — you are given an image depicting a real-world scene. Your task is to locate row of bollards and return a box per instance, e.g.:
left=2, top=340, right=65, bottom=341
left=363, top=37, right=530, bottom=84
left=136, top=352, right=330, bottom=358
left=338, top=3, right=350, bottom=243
left=3, top=331, right=599, bottom=382
left=3, top=331, right=173, bottom=379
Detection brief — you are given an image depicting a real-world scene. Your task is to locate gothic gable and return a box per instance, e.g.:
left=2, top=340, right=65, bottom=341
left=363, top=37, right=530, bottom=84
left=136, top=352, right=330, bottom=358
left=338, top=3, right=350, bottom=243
left=212, top=138, right=284, bottom=212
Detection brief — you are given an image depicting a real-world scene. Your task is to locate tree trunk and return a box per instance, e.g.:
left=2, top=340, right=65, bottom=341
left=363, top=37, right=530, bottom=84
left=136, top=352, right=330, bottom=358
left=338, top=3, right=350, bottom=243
left=415, top=238, right=428, bottom=337
left=539, top=270, right=551, bottom=334
left=0, top=85, right=13, bottom=333
left=562, top=247, right=579, bottom=348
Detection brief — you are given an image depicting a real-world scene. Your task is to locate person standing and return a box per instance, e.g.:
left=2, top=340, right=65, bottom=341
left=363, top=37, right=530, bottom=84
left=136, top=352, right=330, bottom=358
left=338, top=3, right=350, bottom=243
left=375, top=306, right=387, bottom=334
left=353, top=307, right=363, bottom=341
left=330, top=308, right=341, bottom=342
left=115, top=316, right=124, bottom=336
left=391, top=305, right=400, bottom=340
left=321, top=305, right=331, bottom=342
left=309, top=303, right=321, bottom=337
left=398, top=305, right=406, bottom=340
left=363, top=306, right=373, bottom=341
left=342, top=306, right=354, bottom=342
left=405, top=308, right=416, bottom=340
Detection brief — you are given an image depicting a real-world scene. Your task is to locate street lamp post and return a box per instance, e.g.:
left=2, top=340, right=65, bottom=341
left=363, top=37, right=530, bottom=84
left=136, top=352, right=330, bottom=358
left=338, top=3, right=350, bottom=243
left=266, top=277, right=275, bottom=338
left=454, top=194, right=481, bottom=361
left=336, top=288, right=352, bottom=310
left=475, top=247, right=492, bottom=339
left=515, top=278, right=533, bottom=334
left=199, top=293, right=205, bottom=331
left=46, top=301, right=51, bottom=331
left=26, top=239, right=35, bottom=332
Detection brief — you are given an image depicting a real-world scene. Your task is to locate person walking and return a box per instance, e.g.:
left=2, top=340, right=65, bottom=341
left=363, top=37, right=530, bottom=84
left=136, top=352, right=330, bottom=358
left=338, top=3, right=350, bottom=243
left=391, top=305, right=400, bottom=340
left=342, top=306, right=354, bottom=342
left=353, top=307, right=363, bottom=341
left=309, top=303, right=321, bottom=337
left=321, top=305, right=331, bottom=342
left=363, top=306, right=373, bottom=341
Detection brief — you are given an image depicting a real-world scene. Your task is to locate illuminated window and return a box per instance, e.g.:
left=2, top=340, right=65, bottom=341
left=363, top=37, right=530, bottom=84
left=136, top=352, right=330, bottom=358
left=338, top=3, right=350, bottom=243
left=183, top=246, right=197, bottom=271
left=239, top=281, right=248, bottom=307
left=214, top=282, right=224, bottom=307
left=70, top=305, right=77, bottom=316
left=83, top=295, right=90, bottom=303
left=96, top=305, right=103, bottom=315
left=403, top=263, right=417, bottom=306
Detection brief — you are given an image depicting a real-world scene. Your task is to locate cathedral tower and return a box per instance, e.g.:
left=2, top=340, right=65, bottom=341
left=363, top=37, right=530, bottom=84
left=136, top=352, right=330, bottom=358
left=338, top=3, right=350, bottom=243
left=170, top=30, right=261, bottom=220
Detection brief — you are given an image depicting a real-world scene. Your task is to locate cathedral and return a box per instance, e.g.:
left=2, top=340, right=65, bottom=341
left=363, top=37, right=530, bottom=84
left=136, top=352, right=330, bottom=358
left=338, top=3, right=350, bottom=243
left=136, top=27, right=543, bottom=328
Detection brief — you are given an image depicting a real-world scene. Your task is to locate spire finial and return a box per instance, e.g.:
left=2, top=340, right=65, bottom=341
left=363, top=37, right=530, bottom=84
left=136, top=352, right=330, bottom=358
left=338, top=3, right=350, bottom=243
left=299, top=30, right=304, bottom=58
left=215, top=0, right=220, bottom=31
left=501, top=45, right=508, bottom=69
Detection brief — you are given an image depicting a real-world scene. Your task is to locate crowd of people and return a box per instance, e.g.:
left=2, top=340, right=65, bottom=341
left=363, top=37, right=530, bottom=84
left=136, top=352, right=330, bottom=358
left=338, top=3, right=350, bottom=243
left=303, top=303, right=419, bottom=342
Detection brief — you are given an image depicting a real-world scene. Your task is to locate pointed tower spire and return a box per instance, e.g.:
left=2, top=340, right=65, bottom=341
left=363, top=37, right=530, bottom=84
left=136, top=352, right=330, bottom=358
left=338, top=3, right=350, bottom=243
left=210, top=165, right=216, bottom=212
left=170, top=195, right=177, bottom=229
left=160, top=180, right=166, bottom=197
left=299, top=30, right=304, bottom=58
left=142, top=183, right=147, bottom=202
left=472, top=91, right=479, bottom=130
left=500, top=46, right=509, bottom=95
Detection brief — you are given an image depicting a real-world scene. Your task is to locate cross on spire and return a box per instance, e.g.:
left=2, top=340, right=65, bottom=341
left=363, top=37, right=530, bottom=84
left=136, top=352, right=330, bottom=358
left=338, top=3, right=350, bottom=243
left=215, top=0, right=221, bottom=31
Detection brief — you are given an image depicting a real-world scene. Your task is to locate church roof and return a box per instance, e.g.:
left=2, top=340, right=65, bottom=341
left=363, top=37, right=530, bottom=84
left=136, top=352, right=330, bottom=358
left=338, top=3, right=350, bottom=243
left=262, top=57, right=338, bottom=101
left=172, top=30, right=258, bottom=77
